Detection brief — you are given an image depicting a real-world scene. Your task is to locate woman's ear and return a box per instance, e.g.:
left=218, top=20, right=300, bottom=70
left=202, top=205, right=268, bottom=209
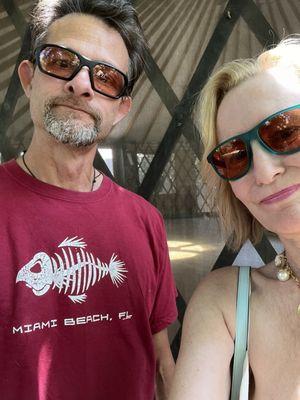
left=18, top=60, right=35, bottom=98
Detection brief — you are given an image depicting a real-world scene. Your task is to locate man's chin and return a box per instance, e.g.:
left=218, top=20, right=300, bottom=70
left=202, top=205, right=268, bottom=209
left=44, top=119, right=100, bottom=148
left=48, top=132, right=99, bottom=148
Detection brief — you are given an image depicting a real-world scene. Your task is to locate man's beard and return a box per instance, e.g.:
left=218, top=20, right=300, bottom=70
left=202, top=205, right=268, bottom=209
left=43, top=96, right=102, bottom=147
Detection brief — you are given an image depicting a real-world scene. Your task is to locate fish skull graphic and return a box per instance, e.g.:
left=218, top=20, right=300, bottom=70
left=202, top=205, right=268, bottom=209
left=16, top=252, right=53, bottom=296
left=16, top=237, right=127, bottom=303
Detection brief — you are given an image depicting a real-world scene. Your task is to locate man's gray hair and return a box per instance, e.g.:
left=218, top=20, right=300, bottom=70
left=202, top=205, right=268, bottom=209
left=30, top=0, right=148, bottom=94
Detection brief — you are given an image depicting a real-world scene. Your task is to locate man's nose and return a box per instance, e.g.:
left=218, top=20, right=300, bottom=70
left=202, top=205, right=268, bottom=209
left=251, top=141, right=285, bottom=185
left=64, top=67, right=94, bottom=98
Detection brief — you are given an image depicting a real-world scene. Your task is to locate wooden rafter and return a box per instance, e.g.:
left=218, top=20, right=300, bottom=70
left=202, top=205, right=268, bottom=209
left=137, top=0, right=250, bottom=200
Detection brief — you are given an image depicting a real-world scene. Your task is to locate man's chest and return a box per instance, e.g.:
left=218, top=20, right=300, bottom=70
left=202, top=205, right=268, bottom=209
left=0, top=216, right=161, bottom=326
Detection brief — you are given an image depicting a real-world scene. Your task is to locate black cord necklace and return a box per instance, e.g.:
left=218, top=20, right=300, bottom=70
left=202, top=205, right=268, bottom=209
left=91, top=169, right=102, bottom=192
left=22, top=153, right=36, bottom=178
left=22, top=153, right=101, bottom=192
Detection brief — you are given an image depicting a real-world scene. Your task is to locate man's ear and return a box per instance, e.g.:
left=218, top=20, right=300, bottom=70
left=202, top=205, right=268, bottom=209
left=18, top=60, right=35, bottom=98
left=113, top=96, right=132, bottom=126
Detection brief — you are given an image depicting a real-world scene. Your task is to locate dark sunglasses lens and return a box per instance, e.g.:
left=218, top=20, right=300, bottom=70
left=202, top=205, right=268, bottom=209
left=260, top=109, right=300, bottom=153
left=39, top=46, right=80, bottom=78
left=93, top=64, right=125, bottom=97
left=212, top=139, right=249, bottom=180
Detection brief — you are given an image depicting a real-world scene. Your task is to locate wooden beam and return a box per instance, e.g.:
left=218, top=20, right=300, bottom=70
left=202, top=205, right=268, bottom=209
left=213, top=233, right=277, bottom=270
left=0, top=0, right=31, bottom=160
left=251, top=234, right=277, bottom=264
left=93, top=151, right=115, bottom=180
left=0, top=25, right=32, bottom=161
left=171, top=290, right=186, bottom=360
left=2, top=0, right=27, bottom=37
left=213, top=236, right=240, bottom=269
left=241, top=0, right=279, bottom=46
left=143, top=50, right=178, bottom=118
left=143, top=50, right=201, bottom=157
left=138, top=0, right=248, bottom=200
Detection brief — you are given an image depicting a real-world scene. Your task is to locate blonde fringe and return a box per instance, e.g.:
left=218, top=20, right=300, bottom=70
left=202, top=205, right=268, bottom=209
left=197, top=35, right=300, bottom=250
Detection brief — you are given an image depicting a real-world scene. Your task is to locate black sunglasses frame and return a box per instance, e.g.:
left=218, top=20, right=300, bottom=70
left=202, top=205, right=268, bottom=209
left=207, top=104, right=300, bottom=181
left=34, top=44, right=129, bottom=99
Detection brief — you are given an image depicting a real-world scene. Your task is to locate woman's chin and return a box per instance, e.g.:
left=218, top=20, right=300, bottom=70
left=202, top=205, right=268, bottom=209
left=264, top=217, right=300, bottom=239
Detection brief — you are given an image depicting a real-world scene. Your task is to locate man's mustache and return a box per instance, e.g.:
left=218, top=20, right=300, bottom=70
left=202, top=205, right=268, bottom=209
left=45, top=96, right=102, bottom=125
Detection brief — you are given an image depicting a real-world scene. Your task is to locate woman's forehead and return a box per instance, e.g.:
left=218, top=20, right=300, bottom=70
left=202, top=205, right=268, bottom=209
left=216, top=68, right=300, bottom=142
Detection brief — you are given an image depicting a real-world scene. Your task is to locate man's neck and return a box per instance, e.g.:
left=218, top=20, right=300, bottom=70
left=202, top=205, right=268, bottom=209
left=17, top=131, right=101, bottom=192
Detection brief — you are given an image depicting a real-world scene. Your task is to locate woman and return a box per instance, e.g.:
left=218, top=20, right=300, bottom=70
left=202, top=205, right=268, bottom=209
left=169, top=36, right=300, bottom=400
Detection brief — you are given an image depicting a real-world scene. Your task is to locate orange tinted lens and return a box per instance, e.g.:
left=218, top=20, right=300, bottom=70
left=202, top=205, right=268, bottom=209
left=40, top=47, right=79, bottom=78
left=93, top=64, right=125, bottom=97
left=212, top=139, right=249, bottom=179
left=260, top=109, right=300, bottom=153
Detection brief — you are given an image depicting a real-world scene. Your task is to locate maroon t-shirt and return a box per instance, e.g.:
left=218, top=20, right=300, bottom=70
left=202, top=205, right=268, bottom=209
left=0, top=160, right=177, bottom=400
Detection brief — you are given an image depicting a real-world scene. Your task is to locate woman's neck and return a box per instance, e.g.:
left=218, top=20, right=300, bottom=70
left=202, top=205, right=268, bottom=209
left=279, top=237, right=300, bottom=277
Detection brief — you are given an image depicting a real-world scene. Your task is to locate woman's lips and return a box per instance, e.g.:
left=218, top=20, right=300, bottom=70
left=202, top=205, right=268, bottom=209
left=260, top=184, right=300, bottom=204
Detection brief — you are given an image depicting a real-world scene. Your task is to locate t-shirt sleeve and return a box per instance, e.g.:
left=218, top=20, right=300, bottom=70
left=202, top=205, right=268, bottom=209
left=149, top=215, right=178, bottom=335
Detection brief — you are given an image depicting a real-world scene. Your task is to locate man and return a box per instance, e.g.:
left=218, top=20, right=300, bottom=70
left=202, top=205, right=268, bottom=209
left=0, top=1, right=177, bottom=399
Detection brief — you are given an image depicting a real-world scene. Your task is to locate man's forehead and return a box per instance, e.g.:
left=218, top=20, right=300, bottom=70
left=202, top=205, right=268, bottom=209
left=48, top=14, right=106, bottom=37
left=45, top=13, right=129, bottom=69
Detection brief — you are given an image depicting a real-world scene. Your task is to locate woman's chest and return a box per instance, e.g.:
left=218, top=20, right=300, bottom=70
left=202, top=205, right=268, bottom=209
left=248, top=287, right=300, bottom=399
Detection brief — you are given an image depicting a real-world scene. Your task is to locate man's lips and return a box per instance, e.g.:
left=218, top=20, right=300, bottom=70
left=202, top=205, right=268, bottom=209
left=260, top=184, right=300, bottom=204
left=56, top=104, right=91, bottom=116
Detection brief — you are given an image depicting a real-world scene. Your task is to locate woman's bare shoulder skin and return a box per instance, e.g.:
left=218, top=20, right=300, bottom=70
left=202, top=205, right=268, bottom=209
left=169, top=267, right=239, bottom=400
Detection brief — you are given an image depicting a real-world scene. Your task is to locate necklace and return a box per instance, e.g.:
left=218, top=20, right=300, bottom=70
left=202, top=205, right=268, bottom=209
left=91, top=169, right=102, bottom=192
left=22, top=153, right=101, bottom=192
left=22, top=153, right=36, bottom=178
left=275, top=252, right=300, bottom=314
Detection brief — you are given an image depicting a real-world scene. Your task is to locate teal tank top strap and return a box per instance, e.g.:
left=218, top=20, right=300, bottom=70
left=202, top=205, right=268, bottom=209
left=230, top=266, right=251, bottom=400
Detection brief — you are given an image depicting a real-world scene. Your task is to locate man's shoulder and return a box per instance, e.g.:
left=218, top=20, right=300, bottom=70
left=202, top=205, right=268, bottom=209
left=110, top=179, right=162, bottom=217
left=0, top=160, right=11, bottom=173
left=0, top=160, right=16, bottom=186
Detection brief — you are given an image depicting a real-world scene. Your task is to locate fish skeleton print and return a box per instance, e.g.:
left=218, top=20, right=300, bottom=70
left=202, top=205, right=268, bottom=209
left=16, top=237, right=127, bottom=304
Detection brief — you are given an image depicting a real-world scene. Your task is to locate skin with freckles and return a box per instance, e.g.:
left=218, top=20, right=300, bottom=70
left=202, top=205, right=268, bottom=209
left=169, top=67, right=300, bottom=400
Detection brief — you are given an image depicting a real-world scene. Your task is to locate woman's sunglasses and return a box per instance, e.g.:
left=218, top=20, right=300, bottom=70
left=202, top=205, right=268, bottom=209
left=207, top=104, right=300, bottom=181
left=34, top=44, right=129, bottom=99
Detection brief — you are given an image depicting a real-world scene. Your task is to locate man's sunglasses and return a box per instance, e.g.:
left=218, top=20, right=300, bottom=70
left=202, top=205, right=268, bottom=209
left=34, top=44, right=129, bottom=99
left=207, top=104, right=300, bottom=181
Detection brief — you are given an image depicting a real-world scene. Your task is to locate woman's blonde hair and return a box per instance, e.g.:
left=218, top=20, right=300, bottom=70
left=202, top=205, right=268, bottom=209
left=197, top=35, right=300, bottom=250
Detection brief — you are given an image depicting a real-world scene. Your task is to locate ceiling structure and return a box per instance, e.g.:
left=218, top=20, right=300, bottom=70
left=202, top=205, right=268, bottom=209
left=1, top=0, right=299, bottom=157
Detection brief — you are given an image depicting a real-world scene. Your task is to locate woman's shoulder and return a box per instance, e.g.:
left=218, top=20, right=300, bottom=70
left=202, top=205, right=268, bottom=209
left=186, top=266, right=241, bottom=339
left=192, top=266, right=239, bottom=302
left=169, top=267, right=241, bottom=399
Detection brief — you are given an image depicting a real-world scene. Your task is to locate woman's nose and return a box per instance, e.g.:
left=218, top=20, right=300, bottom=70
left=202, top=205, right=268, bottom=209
left=251, top=141, right=285, bottom=185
